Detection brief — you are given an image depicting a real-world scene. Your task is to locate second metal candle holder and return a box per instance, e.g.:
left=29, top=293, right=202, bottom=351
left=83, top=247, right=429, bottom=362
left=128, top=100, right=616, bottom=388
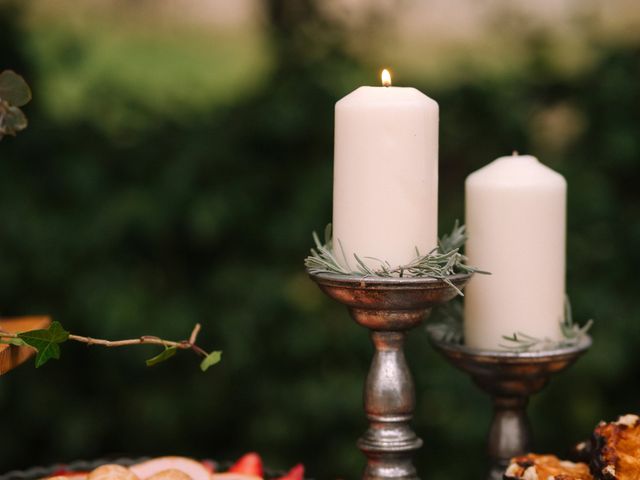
left=309, top=271, right=471, bottom=480
left=426, top=327, right=591, bottom=480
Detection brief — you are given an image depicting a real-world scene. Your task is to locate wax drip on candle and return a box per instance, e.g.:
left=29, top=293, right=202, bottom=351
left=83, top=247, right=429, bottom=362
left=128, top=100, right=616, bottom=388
left=381, top=69, right=392, bottom=87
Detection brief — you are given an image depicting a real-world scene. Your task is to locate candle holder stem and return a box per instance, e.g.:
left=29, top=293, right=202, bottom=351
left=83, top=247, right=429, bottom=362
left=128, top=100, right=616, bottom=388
left=487, top=396, right=531, bottom=480
left=359, top=330, right=422, bottom=479
left=309, top=272, right=471, bottom=480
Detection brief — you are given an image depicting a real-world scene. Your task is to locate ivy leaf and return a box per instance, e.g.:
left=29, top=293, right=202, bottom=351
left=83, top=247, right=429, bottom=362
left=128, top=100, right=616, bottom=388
left=18, top=321, right=69, bottom=368
left=146, top=346, right=177, bottom=367
left=200, top=351, right=222, bottom=372
left=0, top=70, right=32, bottom=107
left=0, top=337, right=27, bottom=347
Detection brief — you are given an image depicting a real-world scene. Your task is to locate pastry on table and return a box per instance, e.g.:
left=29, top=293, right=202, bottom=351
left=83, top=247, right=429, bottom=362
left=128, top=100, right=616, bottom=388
left=42, top=453, right=303, bottom=480
left=591, top=414, right=640, bottom=480
left=130, top=457, right=211, bottom=480
left=88, top=465, right=140, bottom=480
left=504, top=453, right=593, bottom=480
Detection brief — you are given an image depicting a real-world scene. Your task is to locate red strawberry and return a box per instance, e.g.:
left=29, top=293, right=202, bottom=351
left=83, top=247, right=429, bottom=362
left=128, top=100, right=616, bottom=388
left=228, top=453, right=263, bottom=477
left=275, top=464, right=304, bottom=480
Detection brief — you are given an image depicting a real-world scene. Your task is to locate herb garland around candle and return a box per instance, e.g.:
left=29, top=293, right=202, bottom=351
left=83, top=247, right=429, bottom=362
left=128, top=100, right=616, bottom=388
left=428, top=296, right=592, bottom=352
left=500, top=296, right=593, bottom=352
left=305, top=221, right=487, bottom=295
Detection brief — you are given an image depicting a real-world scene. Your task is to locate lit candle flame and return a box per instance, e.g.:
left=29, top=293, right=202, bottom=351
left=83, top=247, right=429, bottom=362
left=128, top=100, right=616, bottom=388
left=381, top=69, right=392, bottom=87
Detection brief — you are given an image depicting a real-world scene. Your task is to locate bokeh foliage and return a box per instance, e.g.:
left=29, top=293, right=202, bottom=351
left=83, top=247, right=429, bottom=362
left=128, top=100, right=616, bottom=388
left=0, top=1, right=639, bottom=479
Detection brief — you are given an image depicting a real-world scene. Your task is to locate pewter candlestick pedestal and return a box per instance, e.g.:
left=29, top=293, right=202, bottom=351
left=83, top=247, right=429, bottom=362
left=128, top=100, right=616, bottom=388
left=426, top=329, right=591, bottom=480
left=309, top=272, right=471, bottom=480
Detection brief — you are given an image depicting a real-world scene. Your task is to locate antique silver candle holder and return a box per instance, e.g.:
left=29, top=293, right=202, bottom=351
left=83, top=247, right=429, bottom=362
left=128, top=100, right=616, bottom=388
left=309, top=271, right=472, bottom=480
left=426, top=328, right=591, bottom=480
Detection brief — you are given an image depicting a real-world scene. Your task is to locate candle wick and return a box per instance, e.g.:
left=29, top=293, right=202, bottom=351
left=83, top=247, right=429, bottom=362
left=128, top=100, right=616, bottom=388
left=512, top=150, right=519, bottom=156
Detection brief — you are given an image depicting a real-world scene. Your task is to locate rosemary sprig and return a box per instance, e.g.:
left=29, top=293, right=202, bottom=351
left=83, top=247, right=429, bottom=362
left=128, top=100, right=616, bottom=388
left=428, top=296, right=592, bottom=352
left=499, top=296, right=593, bottom=352
left=304, top=221, right=487, bottom=295
left=305, top=224, right=352, bottom=276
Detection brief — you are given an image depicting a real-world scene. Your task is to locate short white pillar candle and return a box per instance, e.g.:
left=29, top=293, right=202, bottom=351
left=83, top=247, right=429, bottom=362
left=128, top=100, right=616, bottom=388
left=464, top=153, right=567, bottom=350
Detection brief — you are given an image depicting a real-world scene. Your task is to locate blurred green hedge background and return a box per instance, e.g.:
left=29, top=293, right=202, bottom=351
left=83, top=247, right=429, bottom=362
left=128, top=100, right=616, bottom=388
left=1, top=0, right=639, bottom=478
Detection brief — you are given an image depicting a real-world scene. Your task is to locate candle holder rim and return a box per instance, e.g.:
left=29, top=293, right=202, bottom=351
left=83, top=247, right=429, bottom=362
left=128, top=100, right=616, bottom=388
left=426, top=325, right=592, bottom=361
left=307, top=270, right=472, bottom=287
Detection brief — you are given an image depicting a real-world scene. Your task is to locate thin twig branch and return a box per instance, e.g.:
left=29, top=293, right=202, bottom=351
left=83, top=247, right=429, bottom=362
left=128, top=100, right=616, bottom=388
left=189, top=323, right=201, bottom=345
left=0, top=323, right=205, bottom=352
left=67, top=334, right=189, bottom=349
left=0, top=321, right=219, bottom=370
left=67, top=323, right=203, bottom=351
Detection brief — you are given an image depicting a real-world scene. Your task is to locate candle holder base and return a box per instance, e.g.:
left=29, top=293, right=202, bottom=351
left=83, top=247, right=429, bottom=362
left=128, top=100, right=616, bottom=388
left=426, top=327, right=591, bottom=480
left=310, top=272, right=472, bottom=480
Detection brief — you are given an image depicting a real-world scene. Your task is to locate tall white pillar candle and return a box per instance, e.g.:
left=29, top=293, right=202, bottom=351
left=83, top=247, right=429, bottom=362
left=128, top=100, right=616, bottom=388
left=333, top=70, right=439, bottom=271
left=464, top=154, right=566, bottom=350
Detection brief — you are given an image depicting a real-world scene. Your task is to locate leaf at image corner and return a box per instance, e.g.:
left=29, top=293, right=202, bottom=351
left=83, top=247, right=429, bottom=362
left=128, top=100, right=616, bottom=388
left=200, top=351, right=222, bottom=372
left=146, top=346, right=177, bottom=367
left=0, top=71, right=32, bottom=107
left=18, top=321, right=70, bottom=368
left=1, top=105, right=28, bottom=135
